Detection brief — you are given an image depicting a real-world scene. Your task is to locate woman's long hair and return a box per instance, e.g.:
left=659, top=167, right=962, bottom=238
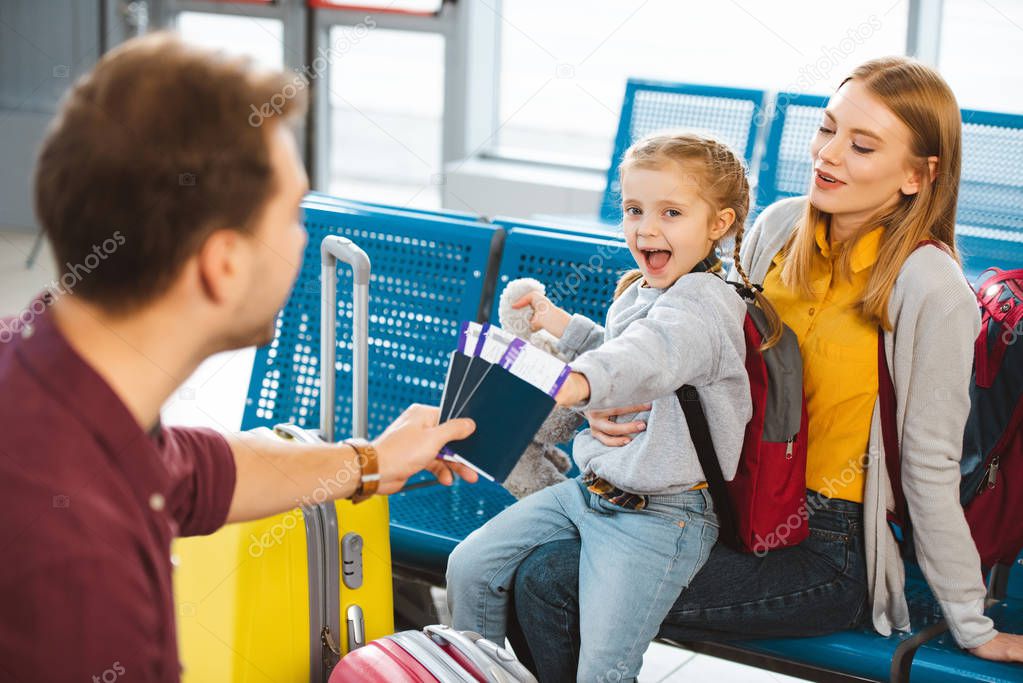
left=779, top=56, right=962, bottom=330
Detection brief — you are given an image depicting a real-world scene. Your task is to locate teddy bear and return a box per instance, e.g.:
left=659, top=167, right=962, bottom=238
left=497, top=277, right=586, bottom=499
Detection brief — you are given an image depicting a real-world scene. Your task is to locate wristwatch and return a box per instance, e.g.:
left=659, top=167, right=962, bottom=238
left=345, top=438, right=380, bottom=504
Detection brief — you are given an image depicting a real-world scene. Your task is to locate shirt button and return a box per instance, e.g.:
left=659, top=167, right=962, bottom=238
left=808, top=307, right=816, bottom=316
left=149, top=493, right=166, bottom=511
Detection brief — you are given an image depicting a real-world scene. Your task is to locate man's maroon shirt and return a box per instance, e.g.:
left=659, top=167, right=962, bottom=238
left=0, top=307, right=237, bottom=682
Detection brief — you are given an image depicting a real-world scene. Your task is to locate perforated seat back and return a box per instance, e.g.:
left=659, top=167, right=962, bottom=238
left=241, top=201, right=502, bottom=441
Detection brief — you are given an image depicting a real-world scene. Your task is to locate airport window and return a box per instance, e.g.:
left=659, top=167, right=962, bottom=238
left=493, top=0, right=907, bottom=168
left=326, top=26, right=446, bottom=207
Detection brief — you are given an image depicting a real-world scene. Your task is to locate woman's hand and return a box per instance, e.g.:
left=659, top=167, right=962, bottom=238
left=512, top=291, right=572, bottom=338
left=585, top=403, right=650, bottom=447
left=372, top=404, right=478, bottom=494
left=970, top=632, right=1023, bottom=662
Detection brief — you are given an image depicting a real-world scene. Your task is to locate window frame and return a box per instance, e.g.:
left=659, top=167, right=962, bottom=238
left=152, top=1, right=943, bottom=190
left=480, top=0, right=940, bottom=174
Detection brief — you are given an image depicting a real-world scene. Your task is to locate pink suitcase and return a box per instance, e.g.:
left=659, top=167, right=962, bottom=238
left=329, top=624, right=537, bottom=683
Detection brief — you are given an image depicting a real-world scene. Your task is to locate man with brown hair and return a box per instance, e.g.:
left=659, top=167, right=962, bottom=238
left=0, top=33, right=475, bottom=682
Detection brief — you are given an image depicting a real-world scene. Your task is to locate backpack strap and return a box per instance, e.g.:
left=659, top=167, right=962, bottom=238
left=670, top=254, right=738, bottom=542
left=676, top=386, right=739, bottom=548
left=877, top=329, right=909, bottom=538
left=916, top=238, right=950, bottom=255
left=726, top=280, right=763, bottom=303
left=690, top=254, right=724, bottom=277
left=878, top=238, right=961, bottom=539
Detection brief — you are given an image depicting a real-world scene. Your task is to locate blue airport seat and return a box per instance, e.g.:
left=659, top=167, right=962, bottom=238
left=511, top=213, right=622, bottom=237
left=1008, top=551, right=1023, bottom=601
left=907, top=552, right=1023, bottom=682
left=600, top=79, right=769, bottom=224
left=490, top=215, right=624, bottom=241
left=387, top=227, right=636, bottom=575
left=388, top=471, right=518, bottom=574
left=303, top=191, right=481, bottom=223
left=956, top=108, right=1023, bottom=279
left=694, top=570, right=945, bottom=682
left=670, top=564, right=1023, bottom=682
left=239, top=200, right=508, bottom=574
left=239, top=200, right=508, bottom=572
left=754, top=92, right=829, bottom=213
left=487, top=227, right=635, bottom=323
left=909, top=598, right=1023, bottom=682
left=239, top=198, right=501, bottom=450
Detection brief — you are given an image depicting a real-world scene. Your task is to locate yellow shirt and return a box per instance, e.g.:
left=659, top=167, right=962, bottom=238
left=761, top=221, right=882, bottom=503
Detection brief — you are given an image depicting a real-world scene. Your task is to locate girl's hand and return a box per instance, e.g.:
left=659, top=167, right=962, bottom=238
left=512, top=291, right=572, bottom=338
left=970, top=632, right=1023, bottom=662
left=555, top=372, right=590, bottom=407
left=585, top=404, right=651, bottom=447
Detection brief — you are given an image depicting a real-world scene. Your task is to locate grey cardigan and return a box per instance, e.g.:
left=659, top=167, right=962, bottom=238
left=733, top=196, right=995, bottom=649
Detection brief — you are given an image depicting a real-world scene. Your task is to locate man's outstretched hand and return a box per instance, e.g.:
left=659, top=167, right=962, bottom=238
left=373, top=404, right=477, bottom=494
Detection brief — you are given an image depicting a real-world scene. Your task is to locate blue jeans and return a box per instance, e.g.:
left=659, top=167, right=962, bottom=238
left=507, top=490, right=869, bottom=683
left=446, top=477, right=718, bottom=683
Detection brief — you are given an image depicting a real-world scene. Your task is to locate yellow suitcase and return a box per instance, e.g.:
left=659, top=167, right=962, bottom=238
left=173, top=236, right=393, bottom=682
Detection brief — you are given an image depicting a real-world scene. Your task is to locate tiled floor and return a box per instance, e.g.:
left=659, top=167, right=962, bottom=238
left=639, top=641, right=808, bottom=682
left=1, top=229, right=808, bottom=682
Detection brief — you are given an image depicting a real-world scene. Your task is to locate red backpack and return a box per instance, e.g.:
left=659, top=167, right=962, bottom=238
left=960, top=267, right=1023, bottom=566
left=677, top=281, right=809, bottom=555
left=880, top=244, right=1023, bottom=567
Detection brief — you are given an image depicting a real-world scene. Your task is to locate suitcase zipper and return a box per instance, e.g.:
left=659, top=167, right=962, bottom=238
left=318, top=503, right=343, bottom=676
left=322, top=624, right=342, bottom=657
left=279, top=425, right=340, bottom=682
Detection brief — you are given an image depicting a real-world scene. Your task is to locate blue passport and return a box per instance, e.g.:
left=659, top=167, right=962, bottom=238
left=438, top=351, right=559, bottom=482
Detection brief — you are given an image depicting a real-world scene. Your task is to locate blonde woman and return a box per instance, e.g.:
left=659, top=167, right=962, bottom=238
left=507, top=57, right=1023, bottom=680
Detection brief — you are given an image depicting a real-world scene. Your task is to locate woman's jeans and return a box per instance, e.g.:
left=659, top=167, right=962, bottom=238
left=447, top=477, right=718, bottom=683
left=507, top=490, right=869, bottom=683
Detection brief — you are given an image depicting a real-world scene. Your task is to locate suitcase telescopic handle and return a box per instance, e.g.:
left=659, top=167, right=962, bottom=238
left=320, top=236, right=371, bottom=443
